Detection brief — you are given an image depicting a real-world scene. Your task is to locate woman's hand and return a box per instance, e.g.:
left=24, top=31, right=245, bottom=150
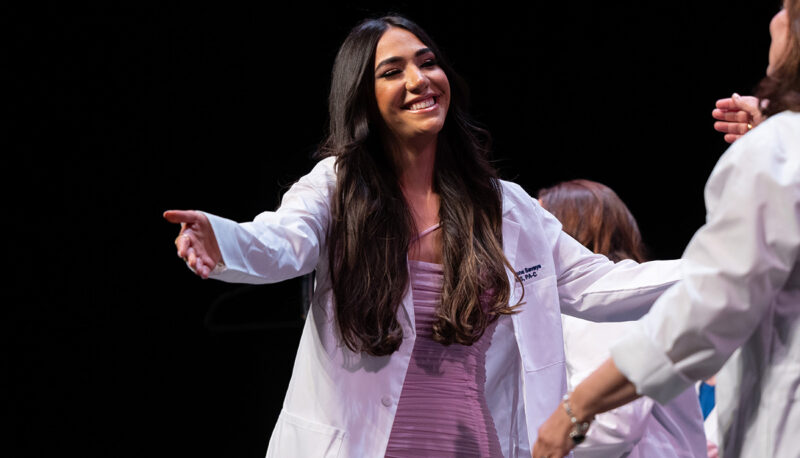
left=531, top=406, right=576, bottom=458
left=711, top=93, right=764, bottom=143
left=532, top=359, right=638, bottom=458
left=163, top=210, right=222, bottom=279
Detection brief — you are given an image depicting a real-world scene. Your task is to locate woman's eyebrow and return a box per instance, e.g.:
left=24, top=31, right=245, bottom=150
left=375, top=47, right=434, bottom=71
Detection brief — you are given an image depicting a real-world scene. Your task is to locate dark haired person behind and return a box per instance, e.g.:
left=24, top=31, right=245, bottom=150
left=534, top=2, right=800, bottom=457
left=539, top=180, right=707, bottom=458
left=164, top=15, right=683, bottom=457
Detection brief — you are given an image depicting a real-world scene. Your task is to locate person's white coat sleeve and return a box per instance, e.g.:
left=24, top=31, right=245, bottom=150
left=610, top=116, right=800, bottom=404
left=535, top=200, right=683, bottom=322
left=201, top=157, right=335, bottom=284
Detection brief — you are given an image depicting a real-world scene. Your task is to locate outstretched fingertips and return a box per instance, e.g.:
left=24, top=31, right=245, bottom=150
left=187, top=247, right=197, bottom=269
left=175, top=234, right=190, bottom=258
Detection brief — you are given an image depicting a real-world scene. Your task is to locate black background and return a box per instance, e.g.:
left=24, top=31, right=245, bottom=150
left=10, top=1, right=780, bottom=457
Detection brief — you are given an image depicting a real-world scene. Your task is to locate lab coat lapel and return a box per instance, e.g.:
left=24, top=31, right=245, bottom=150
left=503, top=217, right=522, bottom=301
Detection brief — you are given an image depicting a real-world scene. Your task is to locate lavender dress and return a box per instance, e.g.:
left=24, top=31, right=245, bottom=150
left=385, top=225, right=502, bottom=457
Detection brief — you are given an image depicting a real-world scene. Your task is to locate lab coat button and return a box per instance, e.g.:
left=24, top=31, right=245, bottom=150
left=381, top=396, right=392, bottom=407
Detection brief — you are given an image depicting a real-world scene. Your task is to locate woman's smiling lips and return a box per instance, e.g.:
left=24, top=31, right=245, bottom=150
left=403, top=95, right=439, bottom=112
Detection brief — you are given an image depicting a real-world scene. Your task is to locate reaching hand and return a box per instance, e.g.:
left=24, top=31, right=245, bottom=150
left=163, top=210, right=223, bottom=279
left=711, top=93, right=764, bottom=143
left=531, top=406, right=576, bottom=458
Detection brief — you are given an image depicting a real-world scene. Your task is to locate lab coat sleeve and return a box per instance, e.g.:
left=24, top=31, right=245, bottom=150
left=202, top=157, right=335, bottom=284
left=536, top=200, right=682, bottom=322
left=610, top=114, right=800, bottom=404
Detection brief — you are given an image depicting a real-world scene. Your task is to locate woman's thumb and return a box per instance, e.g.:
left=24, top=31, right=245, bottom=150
left=732, top=93, right=760, bottom=116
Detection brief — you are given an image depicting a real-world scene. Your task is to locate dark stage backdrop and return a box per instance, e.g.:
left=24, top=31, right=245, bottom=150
left=11, top=1, right=779, bottom=457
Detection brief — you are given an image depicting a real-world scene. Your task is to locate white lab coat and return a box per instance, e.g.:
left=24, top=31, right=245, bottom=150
left=203, top=156, right=682, bottom=458
left=610, top=111, right=800, bottom=458
left=562, top=316, right=707, bottom=457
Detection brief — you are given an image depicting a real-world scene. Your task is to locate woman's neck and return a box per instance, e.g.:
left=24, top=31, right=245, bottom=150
left=390, top=135, right=442, bottom=262
left=387, top=134, right=440, bottom=233
left=391, top=135, right=437, bottom=195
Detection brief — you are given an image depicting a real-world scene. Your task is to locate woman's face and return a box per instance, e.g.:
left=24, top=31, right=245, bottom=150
left=373, top=27, right=451, bottom=143
left=767, top=6, right=791, bottom=76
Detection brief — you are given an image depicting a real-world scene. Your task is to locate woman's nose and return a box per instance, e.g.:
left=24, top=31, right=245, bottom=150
left=405, top=66, right=429, bottom=93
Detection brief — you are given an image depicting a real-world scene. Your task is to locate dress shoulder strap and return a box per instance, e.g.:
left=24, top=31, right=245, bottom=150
left=412, top=223, right=441, bottom=242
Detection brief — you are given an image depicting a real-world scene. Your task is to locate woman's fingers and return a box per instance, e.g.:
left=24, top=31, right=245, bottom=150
left=163, top=209, right=201, bottom=225
left=531, top=407, right=575, bottom=458
left=186, top=246, right=197, bottom=269
left=711, top=108, right=750, bottom=123
left=716, top=121, right=749, bottom=135
left=731, top=94, right=760, bottom=116
left=724, top=133, right=740, bottom=144
left=531, top=440, right=566, bottom=458
left=714, top=97, right=738, bottom=111
left=175, top=239, right=212, bottom=278
left=197, top=261, right=211, bottom=279
left=714, top=98, right=731, bottom=109
left=712, top=95, right=763, bottom=144
left=165, top=209, right=220, bottom=278
left=175, top=232, right=194, bottom=258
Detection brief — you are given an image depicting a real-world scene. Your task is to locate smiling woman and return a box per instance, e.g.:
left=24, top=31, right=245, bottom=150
left=163, top=14, right=686, bottom=458
left=373, top=27, right=451, bottom=145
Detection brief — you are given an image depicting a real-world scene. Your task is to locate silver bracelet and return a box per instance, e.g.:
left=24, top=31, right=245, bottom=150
left=562, top=393, right=591, bottom=445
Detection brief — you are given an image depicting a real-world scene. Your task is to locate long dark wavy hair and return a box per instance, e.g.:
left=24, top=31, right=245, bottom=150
left=538, top=180, right=647, bottom=263
left=757, top=0, right=800, bottom=115
left=319, top=15, right=520, bottom=356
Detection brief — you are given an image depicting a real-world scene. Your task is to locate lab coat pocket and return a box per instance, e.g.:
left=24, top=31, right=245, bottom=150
left=513, top=275, right=565, bottom=373
left=267, top=409, right=346, bottom=458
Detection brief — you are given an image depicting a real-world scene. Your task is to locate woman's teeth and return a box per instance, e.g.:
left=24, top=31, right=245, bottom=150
left=408, top=97, right=436, bottom=110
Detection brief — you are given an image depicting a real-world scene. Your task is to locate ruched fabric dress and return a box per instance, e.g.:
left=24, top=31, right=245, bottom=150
left=385, top=224, right=503, bottom=457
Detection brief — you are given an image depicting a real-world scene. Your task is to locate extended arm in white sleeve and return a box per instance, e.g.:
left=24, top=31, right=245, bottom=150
left=203, top=158, right=336, bottom=285
left=610, top=114, right=800, bottom=404
left=535, top=200, right=682, bottom=322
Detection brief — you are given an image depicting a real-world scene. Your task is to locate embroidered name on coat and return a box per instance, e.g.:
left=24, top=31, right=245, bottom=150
left=516, top=264, right=542, bottom=281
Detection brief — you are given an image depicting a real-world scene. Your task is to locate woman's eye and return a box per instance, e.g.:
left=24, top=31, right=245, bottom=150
left=380, top=69, right=401, bottom=78
left=421, top=58, right=437, bottom=68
